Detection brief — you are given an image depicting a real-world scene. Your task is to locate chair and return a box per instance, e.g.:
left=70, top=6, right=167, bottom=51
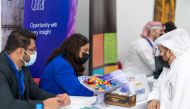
left=33, top=78, right=40, bottom=86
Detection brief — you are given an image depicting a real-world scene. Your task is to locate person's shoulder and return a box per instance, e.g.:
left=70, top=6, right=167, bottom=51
left=0, top=51, right=5, bottom=62
left=47, top=55, right=71, bottom=68
left=0, top=52, right=11, bottom=72
left=50, top=55, right=67, bottom=64
left=136, top=37, right=147, bottom=43
left=46, top=56, right=74, bottom=74
left=0, top=52, right=13, bottom=79
left=133, top=38, right=149, bottom=48
left=128, top=38, right=142, bottom=45
left=129, top=37, right=145, bottom=45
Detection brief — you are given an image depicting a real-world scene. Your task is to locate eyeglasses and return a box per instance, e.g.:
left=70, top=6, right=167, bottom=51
left=26, top=48, right=37, bottom=54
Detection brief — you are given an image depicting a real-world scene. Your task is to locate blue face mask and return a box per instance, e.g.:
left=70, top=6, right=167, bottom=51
left=22, top=50, right=37, bottom=66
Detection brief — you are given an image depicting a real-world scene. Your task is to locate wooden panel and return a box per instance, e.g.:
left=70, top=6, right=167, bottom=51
left=154, top=0, right=176, bottom=23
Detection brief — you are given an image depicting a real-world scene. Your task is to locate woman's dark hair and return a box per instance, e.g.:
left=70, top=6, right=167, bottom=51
left=47, top=33, right=89, bottom=76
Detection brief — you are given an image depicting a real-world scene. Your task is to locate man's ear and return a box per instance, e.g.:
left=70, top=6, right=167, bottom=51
left=16, top=48, right=23, bottom=56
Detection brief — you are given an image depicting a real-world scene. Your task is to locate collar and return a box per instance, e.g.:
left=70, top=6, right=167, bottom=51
left=147, top=37, right=154, bottom=44
left=4, top=51, right=22, bottom=71
left=143, top=37, right=155, bottom=48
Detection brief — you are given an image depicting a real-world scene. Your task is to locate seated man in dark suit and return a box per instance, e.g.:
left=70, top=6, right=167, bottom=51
left=0, top=28, right=70, bottom=109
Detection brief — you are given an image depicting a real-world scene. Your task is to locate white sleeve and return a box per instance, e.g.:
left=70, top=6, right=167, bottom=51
left=136, top=40, right=155, bottom=71
left=148, top=69, right=166, bottom=101
left=171, top=67, right=190, bottom=109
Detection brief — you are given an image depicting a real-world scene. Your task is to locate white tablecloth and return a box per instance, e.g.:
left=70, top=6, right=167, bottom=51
left=61, top=96, right=147, bottom=109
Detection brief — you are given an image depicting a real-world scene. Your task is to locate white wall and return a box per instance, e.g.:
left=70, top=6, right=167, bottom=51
left=175, top=0, right=190, bottom=34
left=76, top=0, right=89, bottom=75
left=76, top=0, right=89, bottom=38
left=117, top=0, right=155, bottom=64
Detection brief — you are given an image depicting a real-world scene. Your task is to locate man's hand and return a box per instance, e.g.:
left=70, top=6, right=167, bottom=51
left=56, top=93, right=71, bottom=106
left=147, top=99, right=160, bottom=109
left=43, top=97, right=62, bottom=109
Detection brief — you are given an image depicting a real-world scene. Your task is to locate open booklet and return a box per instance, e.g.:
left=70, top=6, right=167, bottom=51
left=95, top=70, right=130, bottom=95
left=97, top=70, right=128, bottom=83
left=95, top=70, right=150, bottom=102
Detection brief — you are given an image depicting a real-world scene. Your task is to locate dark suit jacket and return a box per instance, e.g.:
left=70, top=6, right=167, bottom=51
left=0, top=51, right=56, bottom=109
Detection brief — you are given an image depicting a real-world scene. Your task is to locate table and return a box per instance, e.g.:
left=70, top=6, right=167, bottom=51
left=61, top=96, right=147, bottom=109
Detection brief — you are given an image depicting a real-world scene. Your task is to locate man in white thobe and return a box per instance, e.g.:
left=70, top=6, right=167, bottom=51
left=123, top=21, right=164, bottom=76
left=147, top=29, right=190, bottom=109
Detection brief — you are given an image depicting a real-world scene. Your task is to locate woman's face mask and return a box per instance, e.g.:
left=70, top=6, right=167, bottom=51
left=78, top=52, right=89, bottom=64
left=76, top=44, right=89, bottom=64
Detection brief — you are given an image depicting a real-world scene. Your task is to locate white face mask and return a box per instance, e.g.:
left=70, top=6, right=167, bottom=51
left=22, top=50, right=37, bottom=66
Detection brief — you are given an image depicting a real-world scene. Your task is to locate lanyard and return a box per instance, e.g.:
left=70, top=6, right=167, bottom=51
left=143, top=37, right=153, bottom=48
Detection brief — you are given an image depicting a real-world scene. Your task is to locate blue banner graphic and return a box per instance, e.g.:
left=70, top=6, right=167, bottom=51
left=24, top=0, right=77, bottom=77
